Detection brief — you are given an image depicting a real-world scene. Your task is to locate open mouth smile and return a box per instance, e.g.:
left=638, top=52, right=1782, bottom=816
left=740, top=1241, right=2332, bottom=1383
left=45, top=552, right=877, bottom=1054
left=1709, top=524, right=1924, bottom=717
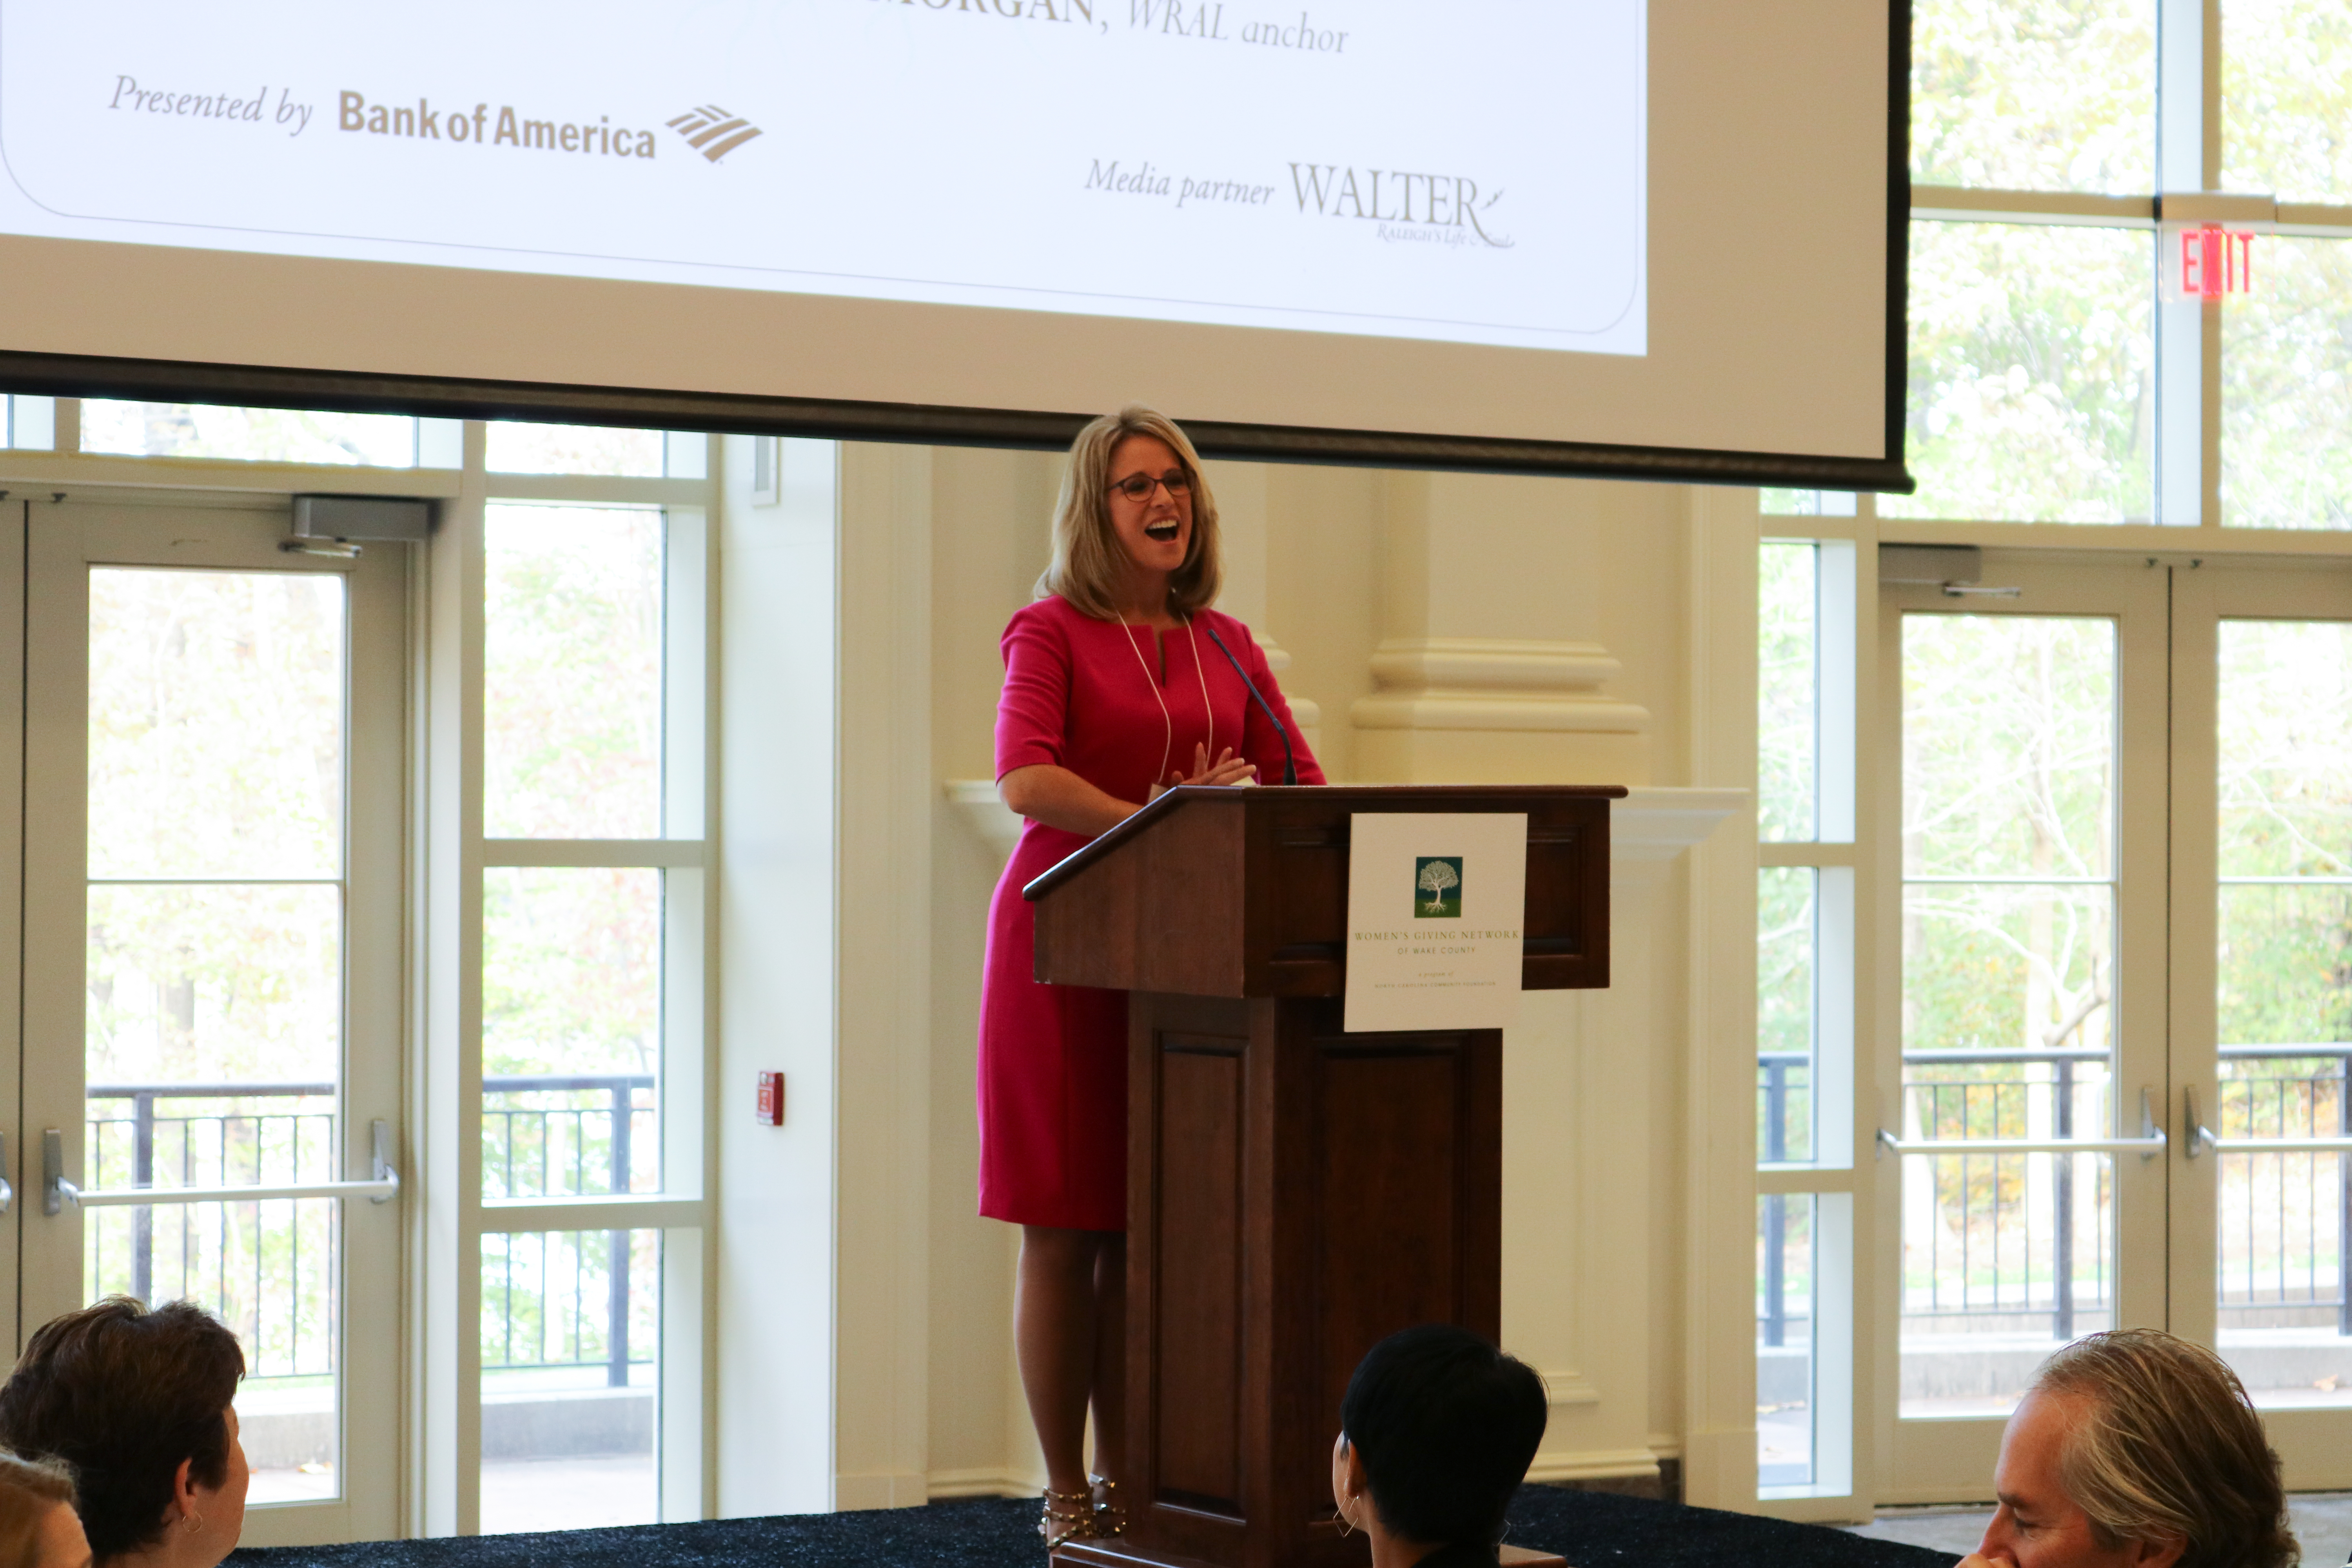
left=1144, top=520, right=1180, bottom=542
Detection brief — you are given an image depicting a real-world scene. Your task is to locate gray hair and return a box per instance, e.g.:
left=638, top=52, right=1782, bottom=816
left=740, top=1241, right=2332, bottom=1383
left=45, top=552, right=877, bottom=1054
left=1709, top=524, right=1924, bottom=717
left=2033, top=1329, right=2296, bottom=1568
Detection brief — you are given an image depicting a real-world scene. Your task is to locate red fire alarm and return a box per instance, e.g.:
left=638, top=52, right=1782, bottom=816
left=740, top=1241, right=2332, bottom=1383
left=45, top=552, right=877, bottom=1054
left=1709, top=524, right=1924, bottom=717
left=756, top=1071, right=786, bottom=1127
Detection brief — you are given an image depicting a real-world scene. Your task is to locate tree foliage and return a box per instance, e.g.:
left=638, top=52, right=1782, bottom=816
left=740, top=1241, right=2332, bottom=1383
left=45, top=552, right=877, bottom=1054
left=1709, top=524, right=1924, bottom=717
left=485, top=505, right=663, bottom=838
left=1758, top=544, right=1817, bottom=842
left=1913, top=0, right=2154, bottom=192
left=1902, top=613, right=2115, bottom=1070
left=87, top=569, right=343, bottom=1085
left=1886, top=223, right=2154, bottom=524
left=484, top=422, right=666, bottom=479
left=2222, top=237, right=2352, bottom=530
left=2217, top=622, right=2352, bottom=1048
left=79, top=401, right=415, bottom=466
left=2221, top=0, right=2352, bottom=203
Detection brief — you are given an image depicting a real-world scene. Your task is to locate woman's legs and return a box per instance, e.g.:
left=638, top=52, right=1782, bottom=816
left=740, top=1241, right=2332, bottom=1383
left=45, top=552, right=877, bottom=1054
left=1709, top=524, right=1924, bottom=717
left=1016, top=1225, right=1125, bottom=1496
left=1091, top=1232, right=1126, bottom=1483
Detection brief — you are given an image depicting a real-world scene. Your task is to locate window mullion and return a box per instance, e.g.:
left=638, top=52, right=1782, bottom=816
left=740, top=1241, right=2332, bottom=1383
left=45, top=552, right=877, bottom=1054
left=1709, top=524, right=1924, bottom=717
left=2155, top=0, right=2217, bottom=526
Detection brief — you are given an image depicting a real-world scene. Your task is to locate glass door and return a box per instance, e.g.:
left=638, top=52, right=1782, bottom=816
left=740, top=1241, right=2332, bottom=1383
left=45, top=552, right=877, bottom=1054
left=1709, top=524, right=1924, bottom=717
left=1879, top=553, right=2352, bottom=1497
left=1878, top=557, right=2172, bottom=1497
left=2171, top=561, right=2352, bottom=1487
left=19, top=496, right=405, bottom=1546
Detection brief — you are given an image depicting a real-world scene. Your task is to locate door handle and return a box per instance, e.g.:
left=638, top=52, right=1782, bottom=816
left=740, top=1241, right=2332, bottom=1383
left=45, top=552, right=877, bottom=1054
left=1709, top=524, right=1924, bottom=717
left=49, top=1121, right=401, bottom=1209
left=1875, top=1088, right=2170, bottom=1161
left=370, top=1118, right=399, bottom=1203
left=2184, top=1086, right=2217, bottom=1160
left=42, top=1128, right=80, bottom=1215
left=0, top=1131, right=12, bottom=1214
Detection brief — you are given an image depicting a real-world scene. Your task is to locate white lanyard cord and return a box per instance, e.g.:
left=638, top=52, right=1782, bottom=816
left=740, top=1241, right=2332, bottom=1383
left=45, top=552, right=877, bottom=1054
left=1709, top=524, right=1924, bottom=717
left=1113, top=609, right=1215, bottom=791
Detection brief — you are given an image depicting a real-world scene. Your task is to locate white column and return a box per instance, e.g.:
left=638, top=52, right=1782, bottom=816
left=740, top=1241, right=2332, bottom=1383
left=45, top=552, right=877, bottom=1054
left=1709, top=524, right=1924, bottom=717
left=828, top=442, right=937, bottom=1509
left=1352, top=471, right=1650, bottom=784
left=1207, top=458, right=1323, bottom=757
left=1680, top=485, right=1764, bottom=1510
left=1509, top=790, right=1743, bottom=1484
left=714, top=437, right=847, bottom=1517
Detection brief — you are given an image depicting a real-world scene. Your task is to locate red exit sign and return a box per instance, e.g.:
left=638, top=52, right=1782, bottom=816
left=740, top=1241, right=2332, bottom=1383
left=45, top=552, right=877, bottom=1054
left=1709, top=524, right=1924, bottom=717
left=2172, top=224, right=2256, bottom=301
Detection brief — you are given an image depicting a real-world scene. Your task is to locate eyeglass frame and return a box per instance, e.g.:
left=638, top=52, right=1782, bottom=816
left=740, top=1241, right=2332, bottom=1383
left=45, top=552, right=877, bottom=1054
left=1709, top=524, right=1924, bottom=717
left=1109, top=468, right=1193, bottom=503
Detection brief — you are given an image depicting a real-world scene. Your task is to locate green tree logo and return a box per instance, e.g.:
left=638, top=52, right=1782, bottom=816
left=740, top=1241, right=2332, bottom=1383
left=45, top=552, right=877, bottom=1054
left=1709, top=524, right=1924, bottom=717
left=1415, top=856, right=1463, bottom=918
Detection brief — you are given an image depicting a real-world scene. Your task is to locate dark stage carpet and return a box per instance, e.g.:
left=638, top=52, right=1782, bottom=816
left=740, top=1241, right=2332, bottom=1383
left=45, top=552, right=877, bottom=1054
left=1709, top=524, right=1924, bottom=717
left=230, top=1489, right=1959, bottom=1568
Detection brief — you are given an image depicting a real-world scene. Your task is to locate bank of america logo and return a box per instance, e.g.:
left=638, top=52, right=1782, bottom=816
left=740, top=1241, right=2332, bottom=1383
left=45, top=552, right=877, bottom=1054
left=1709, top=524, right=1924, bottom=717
left=668, top=105, right=762, bottom=163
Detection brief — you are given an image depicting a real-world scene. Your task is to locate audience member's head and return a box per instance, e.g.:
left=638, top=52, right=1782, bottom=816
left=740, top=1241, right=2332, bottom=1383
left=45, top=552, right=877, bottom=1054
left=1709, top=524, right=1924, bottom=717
left=1330, top=1325, right=1548, bottom=1564
left=0, top=1300, right=247, bottom=1568
left=0, top=1453, right=86, bottom=1568
left=1966, top=1328, right=2295, bottom=1568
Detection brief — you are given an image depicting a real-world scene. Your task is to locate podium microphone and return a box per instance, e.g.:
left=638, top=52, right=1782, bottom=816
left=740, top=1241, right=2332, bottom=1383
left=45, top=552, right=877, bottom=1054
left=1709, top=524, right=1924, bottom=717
left=1199, top=620, right=1299, bottom=786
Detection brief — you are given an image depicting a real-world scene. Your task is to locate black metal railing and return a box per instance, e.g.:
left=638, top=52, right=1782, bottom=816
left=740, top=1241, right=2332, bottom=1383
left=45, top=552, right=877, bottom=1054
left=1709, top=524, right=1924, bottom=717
left=1898, top=1046, right=2112, bottom=1340
left=1757, top=1051, right=1811, bottom=1347
left=1870, top=1043, right=2352, bottom=1342
left=83, top=1081, right=339, bottom=1376
left=84, top=1074, right=657, bottom=1386
left=479, top=1073, right=655, bottom=1386
left=2213, top=1045, right=2352, bottom=1334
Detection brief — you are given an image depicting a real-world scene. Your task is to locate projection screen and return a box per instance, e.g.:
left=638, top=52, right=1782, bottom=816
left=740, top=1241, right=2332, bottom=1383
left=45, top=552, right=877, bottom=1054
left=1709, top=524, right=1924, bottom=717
left=0, top=1, right=1907, bottom=486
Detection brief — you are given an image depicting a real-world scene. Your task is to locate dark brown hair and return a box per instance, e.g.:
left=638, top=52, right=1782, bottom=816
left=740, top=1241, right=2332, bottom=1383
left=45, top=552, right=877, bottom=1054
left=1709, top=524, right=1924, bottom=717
left=2034, top=1328, right=2297, bottom=1568
left=0, top=1452, right=77, bottom=1568
left=0, top=1299, right=243, bottom=1561
left=1339, top=1325, right=1548, bottom=1547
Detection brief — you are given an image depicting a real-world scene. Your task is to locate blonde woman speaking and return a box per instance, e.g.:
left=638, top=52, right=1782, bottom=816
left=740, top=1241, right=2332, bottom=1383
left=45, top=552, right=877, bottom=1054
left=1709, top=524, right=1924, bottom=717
left=983, top=406, right=1323, bottom=1549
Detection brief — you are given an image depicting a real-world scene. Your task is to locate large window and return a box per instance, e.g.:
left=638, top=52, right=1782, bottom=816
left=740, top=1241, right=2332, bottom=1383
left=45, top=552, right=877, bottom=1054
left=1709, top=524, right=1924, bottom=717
left=1897, top=613, right=2121, bottom=1416
left=4, top=401, right=720, bottom=1542
left=84, top=567, right=354, bottom=1505
left=1906, top=0, right=2352, bottom=531
left=470, top=425, right=712, bottom=1534
left=77, top=403, right=442, bottom=467
left=1755, top=531, right=1858, bottom=1498
left=1757, top=0, right=2352, bottom=1514
left=2212, top=620, right=2352, bottom=1405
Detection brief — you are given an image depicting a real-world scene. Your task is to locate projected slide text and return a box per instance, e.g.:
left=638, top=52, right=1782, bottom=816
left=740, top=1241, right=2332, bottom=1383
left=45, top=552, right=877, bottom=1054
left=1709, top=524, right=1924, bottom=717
left=0, top=1, right=1645, bottom=355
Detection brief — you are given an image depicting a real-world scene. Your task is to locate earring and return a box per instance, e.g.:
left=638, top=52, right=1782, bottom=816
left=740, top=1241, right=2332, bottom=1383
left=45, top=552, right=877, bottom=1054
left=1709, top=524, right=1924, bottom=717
left=184, top=1514, right=204, bottom=1534
left=1335, top=1501, right=1356, bottom=1539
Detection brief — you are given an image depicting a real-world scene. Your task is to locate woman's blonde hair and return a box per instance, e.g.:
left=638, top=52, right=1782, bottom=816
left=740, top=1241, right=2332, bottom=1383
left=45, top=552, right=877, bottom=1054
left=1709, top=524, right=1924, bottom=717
left=0, top=1452, right=76, bottom=1568
left=1036, top=405, right=1222, bottom=619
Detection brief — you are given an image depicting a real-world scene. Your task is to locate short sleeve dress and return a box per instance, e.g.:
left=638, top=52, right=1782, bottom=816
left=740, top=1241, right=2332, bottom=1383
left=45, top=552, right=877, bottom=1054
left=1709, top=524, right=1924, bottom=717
left=979, top=595, right=1325, bottom=1231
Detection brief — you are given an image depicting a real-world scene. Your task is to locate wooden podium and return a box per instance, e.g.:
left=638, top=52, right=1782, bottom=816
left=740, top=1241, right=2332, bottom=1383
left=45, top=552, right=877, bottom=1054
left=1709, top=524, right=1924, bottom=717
left=1024, top=785, right=1624, bottom=1568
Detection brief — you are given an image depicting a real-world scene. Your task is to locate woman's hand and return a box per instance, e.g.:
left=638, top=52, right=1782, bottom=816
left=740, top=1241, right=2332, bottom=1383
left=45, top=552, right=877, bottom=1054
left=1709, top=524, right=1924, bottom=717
left=1174, top=744, right=1257, bottom=789
left=997, top=748, right=1256, bottom=840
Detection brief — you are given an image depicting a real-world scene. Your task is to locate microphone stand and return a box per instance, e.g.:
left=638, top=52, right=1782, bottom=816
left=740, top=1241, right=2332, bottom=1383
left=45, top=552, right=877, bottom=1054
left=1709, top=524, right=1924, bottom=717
left=1198, top=620, right=1299, bottom=786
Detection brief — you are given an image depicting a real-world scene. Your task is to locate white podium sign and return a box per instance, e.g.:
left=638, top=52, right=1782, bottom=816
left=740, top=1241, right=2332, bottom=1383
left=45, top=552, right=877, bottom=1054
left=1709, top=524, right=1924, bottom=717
left=1343, top=812, right=1526, bottom=1033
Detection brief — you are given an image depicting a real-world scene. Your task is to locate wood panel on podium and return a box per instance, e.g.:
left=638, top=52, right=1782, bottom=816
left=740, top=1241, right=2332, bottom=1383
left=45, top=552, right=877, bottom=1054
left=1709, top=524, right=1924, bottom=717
left=1024, top=784, right=1623, bottom=1568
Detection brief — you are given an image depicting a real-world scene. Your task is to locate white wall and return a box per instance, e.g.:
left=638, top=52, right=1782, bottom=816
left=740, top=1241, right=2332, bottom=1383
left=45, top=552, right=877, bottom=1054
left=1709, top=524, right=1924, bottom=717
left=828, top=443, right=938, bottom=1509
left=713, top=437, right=843, bottom=1516
left=924, top=447, right=1059, bottom=1496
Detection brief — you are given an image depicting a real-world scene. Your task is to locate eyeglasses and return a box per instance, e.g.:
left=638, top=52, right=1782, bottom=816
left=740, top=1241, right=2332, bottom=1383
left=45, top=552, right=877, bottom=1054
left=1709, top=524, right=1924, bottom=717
left=1111, top=469, right=1192, bottom=502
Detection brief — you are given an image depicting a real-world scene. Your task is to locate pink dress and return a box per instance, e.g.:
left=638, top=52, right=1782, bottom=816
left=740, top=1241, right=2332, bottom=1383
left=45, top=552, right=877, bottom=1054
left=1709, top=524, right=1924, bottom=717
left=979, top=595, right=1325, bottom=1230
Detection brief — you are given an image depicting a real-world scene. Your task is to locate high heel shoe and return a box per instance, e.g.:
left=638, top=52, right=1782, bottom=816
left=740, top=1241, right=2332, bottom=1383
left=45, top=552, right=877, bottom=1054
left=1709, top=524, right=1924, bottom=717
left=1089, top=1475, right=1125, bottom=1538
left=1040, top=1485, right=1098, bottom=1551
